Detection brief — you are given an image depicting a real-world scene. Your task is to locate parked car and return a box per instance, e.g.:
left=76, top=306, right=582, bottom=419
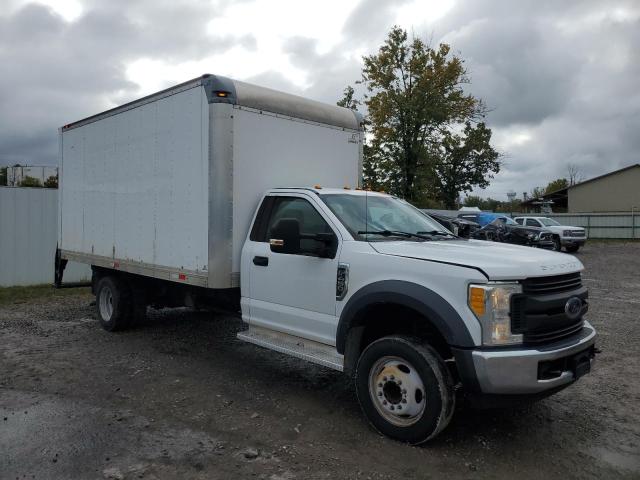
left=54, top=74, right=597, bottom=444
left=514, top=216, right=587, bottom=252
left=429, top=213, right=480, bottom=238
left=458, top=213, right=555, bottom=249
left=458, top=211, right=519, bottom=228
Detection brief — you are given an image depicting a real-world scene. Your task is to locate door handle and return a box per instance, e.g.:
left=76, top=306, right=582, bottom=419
left=253, top=256, right=269, bottom=266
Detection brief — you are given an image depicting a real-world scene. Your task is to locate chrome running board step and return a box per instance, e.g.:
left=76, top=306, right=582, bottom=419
left=237, top=325, right=344, bottom=372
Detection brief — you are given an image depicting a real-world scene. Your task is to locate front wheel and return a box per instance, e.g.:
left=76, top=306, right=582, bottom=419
left=565, top=244, right=580, bottom=253
left=553, top=237, right=562, bottom=251
left=355, top=336, right=455, bottom=444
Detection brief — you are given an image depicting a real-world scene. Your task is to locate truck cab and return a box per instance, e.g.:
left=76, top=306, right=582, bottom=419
left=238, top=187, right=597, bottom=443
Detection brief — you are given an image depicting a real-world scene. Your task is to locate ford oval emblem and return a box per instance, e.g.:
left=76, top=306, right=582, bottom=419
left=565, top=297, right=583, bottom=320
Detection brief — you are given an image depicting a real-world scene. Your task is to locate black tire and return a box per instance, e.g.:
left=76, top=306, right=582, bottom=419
left=553, top=236, right=562, bottom=252
left=355, top=336, right=455, bottom=444
left=95, top=276, right=133, bottom=331
left=565, top=244, right=580, bottom=253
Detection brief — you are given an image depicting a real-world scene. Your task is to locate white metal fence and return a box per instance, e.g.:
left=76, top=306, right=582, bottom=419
left=0, top=187, right=90, bottom=287
left=543, top=212, right=639, bottom=239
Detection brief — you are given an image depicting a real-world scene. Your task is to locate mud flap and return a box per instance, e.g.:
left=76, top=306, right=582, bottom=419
left=54, top=247, right=67, bottom=288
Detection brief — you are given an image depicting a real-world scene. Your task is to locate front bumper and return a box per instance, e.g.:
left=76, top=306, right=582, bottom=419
left=533, top=239, right=555, bottom=250
left=561, top=238, right=586, bottom=247
left=454, top=321, right=596, bottom=395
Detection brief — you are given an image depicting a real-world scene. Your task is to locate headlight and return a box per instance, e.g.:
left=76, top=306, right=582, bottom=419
left=563, top=230, right=571, bottom=236
left=468, top=283, right=523, bottom=345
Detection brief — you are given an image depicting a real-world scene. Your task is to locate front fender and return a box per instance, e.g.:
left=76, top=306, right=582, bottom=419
left=336, top=280, right=476, bottom=354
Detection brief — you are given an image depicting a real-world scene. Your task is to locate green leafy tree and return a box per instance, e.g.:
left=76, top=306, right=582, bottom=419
left=544, top=177, right=568, bottom=194
left=336, top=86, right=360, bottom=110
left=432, top=122, right=499, bottom=208
left=463, top=195, right=484, bottom=208
left=0, top=167, right=7, bottom=186
left=19, top=175, right=43, bottom=188
left=464, top=195, right=503, bottom=212
left=44, top=175, right=59, bottom=188
left=341, top=26, right=499, bottom=205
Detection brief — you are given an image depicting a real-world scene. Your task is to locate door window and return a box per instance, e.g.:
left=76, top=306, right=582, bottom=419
left=264, top=197, right=335, bottom=254
left=526, top=219, right=541, bottom=227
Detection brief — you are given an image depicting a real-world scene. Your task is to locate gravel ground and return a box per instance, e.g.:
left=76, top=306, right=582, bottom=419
left=1, top=242, right=639, bottom=479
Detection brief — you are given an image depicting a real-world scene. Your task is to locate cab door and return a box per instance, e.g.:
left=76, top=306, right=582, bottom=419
left=244, top=193, right=341, bottom=344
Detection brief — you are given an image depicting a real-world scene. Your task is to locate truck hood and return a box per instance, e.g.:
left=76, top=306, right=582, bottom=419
left=370, top=239, right=584, bottom=280
left=547, top=225, right=585, bottom=233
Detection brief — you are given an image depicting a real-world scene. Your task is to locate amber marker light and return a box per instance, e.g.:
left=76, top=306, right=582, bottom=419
left=468, top=286, right=486, bottom=316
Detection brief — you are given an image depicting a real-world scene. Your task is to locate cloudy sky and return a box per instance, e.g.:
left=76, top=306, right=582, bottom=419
left=1, top=0, right=638, bottom=199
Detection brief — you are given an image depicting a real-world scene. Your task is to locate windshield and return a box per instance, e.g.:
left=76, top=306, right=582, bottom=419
left=320, top=193, right=452, bottom=241
left=540, top=218, right=560, bottom=226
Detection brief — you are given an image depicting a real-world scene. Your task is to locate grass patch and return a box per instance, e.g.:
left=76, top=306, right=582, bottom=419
left=0, top=284, right=91, bottom=306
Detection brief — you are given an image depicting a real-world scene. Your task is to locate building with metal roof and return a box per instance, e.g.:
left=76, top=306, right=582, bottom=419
left=521, top=164, right=640, bottom=213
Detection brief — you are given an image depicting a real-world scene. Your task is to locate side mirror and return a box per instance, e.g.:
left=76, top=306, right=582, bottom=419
left=313, top=232, right=338, bottom=259
left=269, top=218, right=301, bottom=254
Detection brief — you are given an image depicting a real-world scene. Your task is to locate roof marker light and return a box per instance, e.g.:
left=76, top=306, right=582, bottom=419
left=314, top=184, right=322, bottom=189
left=215, top=91, right=229, bottom=98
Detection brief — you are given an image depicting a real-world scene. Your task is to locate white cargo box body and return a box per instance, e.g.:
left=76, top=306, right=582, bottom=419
left=59, top=75, right=363, bottom=289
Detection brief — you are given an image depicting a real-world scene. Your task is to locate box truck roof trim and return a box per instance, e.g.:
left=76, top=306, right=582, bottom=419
left=61, top=74, right=363, bottom=132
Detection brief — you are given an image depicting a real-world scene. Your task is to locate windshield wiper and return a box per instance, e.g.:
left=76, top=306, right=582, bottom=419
left=417, top=230, right=457, bottom=238
left=358, top=230, right=432, bottom=241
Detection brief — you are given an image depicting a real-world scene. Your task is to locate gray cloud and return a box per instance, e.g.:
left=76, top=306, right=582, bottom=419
left=0, top=1, right=251, bottom=166
left=432, top=0, right=640, bottom=197
left=1, top=0, right=638, bottom=204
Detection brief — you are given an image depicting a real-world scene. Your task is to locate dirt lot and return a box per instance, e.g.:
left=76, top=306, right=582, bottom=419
left=1, top=242, right=639, bottom=480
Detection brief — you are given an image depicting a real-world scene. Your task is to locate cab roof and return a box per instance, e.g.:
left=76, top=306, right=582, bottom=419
left=272, top=187, right=391, bottom=197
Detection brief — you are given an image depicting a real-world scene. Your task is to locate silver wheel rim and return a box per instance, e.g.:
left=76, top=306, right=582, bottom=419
left=368, top=356, right=426, bottom=427
left=99, top=285, right=114, bottom=321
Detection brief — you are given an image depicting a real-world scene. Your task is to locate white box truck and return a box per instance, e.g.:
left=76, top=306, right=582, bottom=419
left=56, top=75, right=597, bottom=443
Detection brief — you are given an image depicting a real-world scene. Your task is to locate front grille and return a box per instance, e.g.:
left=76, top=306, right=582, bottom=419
left=570, top=230, right=585, bottom=238
left=521, top=272, right=582, bottom=295
left=523, top=319, right=584, bottom=344
left=512, top=272, right=587, bottom=345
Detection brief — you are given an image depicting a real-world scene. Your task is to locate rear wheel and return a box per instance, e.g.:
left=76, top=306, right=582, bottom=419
left=355, top=336, right=455, bottom=444
left=95, top=276, right=132, bottom=331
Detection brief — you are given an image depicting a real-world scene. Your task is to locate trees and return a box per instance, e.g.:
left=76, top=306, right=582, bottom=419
left=44, top=175, right=59, bottom=188
left=463, top=195, right=501, bottom=212
left=339, top=26, right=499, bottom=207
left=19, top=176, right=42, bottom=188
left=432, top=122, right=499, bottom=208
left=530, top=186, right=545, bottom=199
left=545, top=178, right=568, bottom=194
left=336, top=86, right=360, bottom=111
left=567, top=163, right=584, bottom=186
